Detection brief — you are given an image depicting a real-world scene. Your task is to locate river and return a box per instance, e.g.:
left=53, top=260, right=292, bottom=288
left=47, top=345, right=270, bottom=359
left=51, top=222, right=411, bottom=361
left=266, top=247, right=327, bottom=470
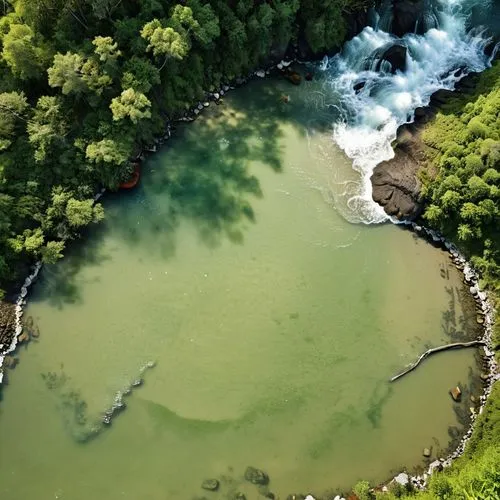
left=0, top=0, right=496, bottom=499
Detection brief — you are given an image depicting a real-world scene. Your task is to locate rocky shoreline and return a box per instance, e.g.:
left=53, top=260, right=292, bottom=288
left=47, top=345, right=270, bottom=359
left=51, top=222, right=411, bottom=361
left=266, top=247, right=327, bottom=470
left=378, top=221, right=499, bottom=494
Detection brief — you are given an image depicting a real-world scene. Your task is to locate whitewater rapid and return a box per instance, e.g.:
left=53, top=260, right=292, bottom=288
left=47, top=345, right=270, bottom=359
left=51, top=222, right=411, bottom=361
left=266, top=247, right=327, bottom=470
left=321, top=0, right=496, bottom=224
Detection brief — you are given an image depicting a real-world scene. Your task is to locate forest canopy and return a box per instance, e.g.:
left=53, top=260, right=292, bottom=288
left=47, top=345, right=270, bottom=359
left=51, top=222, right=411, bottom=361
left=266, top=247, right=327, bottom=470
left=0, top=0, right=368, bottom=297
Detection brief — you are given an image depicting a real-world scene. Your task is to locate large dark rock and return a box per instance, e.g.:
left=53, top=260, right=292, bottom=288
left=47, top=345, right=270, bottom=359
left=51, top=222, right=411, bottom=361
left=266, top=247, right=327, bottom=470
left=377, top=44, right=407, bottom=73
left=371, top=128, right=424, bottom=220
left=0, top=300, right=16, bottom=353
left=393, top=0, right=425, bottom=37
left=244, top=466, right=269, bottom=486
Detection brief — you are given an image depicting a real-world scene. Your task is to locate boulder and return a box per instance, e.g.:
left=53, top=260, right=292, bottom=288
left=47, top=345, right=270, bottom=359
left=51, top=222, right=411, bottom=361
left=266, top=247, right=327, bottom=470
left=394, top=472, right=409, bottom=486
left=393, top=0, right=425, bottom=37
left=201, top=479, right=219, bottom=491
left=371, top=144, right=422, bottom=220
left=423, top=448, right=431, bottom=458
left=450, top=386, right=462, bottom=402
left=233, top=494, right=247, bottom=500
left=244, top=466, right=269, bottom=485
left=377, top=44, right=407, bottom=73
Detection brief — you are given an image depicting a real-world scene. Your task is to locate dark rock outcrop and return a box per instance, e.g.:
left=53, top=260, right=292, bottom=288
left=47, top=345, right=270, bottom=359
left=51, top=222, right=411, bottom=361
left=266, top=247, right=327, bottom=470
left=393, top=0, right=425, bottom=37
left=377, top=43, right=407, bottom=73
left=371, top=127, right=424, bottom=220
left=0, top=301, right=16, bottom=353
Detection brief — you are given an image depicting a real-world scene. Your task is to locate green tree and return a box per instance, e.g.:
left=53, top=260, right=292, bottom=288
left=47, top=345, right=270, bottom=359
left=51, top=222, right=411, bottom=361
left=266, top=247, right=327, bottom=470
left=41, top=240, right=65, bottom=264
left=0, top=91, right=28, bottom=151
left=141, top=19, right=189, bottom=67
left=2, top=23, right=44, bottom=80
left=110, top=88, right=151, bottom=123
left=47, top=52, right=87, bottom=96
left=65, top=198, right=104, bottom=228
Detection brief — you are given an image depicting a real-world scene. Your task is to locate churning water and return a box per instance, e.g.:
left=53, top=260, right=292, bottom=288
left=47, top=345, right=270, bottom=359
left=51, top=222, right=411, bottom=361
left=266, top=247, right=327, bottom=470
left=321, top=0, right=496, bottom=223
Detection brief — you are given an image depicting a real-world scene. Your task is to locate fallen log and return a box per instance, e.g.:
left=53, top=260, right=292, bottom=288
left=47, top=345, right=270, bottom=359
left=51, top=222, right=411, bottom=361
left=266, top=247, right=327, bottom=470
left=390, top=340, right=486, bottom=382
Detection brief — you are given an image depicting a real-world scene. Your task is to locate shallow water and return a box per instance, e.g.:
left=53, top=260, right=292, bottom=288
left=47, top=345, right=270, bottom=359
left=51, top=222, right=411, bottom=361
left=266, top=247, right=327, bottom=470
left=0, top=79, right=481, bottom=499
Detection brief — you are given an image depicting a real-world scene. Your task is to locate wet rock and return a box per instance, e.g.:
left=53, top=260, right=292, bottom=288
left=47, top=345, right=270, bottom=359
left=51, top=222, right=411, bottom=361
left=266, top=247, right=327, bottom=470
left=244, top=466, right=269, bottom=485
left=393, top=0, right=425, bottom=37
left=3, top=356, right=18, bottom=368
left=0, top=300, right=16, bottom=350
left=201, top=479, right=219, bottom=491
left=18, top=330, right=30, bottom=343
left=423, top=448, right=431, bottom=458
left=353, top=81, right=365, bottom=93
left=377, top=44, right=407, bottom=73
left=430, top=89, right=455, bottom=107
left=371, top=136, right=423, bottom=220
left=233, top=494, right=247, bottom=500
left=450, top=386, right=462, bottom=402
left=480, top=372, right=489, bottom=382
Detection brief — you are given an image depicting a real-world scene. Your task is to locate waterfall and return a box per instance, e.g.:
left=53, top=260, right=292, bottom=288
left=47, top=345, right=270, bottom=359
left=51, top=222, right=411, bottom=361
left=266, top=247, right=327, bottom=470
left=321, top=0, right=494, bottom=224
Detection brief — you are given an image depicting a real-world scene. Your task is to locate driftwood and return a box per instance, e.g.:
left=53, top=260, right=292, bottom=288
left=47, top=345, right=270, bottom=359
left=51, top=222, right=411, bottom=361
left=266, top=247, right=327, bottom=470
left=390, top=340, right=486, bottom=382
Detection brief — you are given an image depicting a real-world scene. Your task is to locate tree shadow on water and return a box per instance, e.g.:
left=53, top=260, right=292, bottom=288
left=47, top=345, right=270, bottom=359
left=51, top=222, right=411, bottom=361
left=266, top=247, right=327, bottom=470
left=112, top=75, right=339, bottom=256
left=110, top=86, right=288, bottom=255
left=30, top=226, right=112, bottom=308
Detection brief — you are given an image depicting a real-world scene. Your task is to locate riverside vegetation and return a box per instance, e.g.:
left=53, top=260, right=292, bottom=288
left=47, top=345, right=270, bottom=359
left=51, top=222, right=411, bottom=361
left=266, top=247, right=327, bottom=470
left=0, top=0, right=370, bottom=297
left=1, top=0, right=500, bottom=499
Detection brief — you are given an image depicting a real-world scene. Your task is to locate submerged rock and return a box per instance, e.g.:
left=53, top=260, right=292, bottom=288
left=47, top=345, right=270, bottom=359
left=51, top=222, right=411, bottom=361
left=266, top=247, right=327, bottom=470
left=450, top=386, right=462, bottom=402
left=201, top=479, right=219, bottom=491
left=423, top=448, right=431, bottom=458
left=244, top=466, right=269, bottom=485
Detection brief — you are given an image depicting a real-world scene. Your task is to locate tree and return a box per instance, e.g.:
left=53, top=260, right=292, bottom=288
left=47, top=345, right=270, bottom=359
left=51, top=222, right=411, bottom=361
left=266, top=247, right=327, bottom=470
left=141, top=19, right=189, bottom=67
left=110, top=88, right=151, bottom=123
left=121, top=56, right=160, bottom=93
left=86, top=139, right=129, bottom=165
left=0, top=91, right=28, bottom=151
left=47, top=52, right=87, bottom=96
left=27, top=96, right=68, bottom=162
left=93, top=36, right=121, bottom=63
left=65, top=198, right=104, bottom=228
left=41, top=240, right=65, bottom=264
left=2, top=23, right=44, bottom=80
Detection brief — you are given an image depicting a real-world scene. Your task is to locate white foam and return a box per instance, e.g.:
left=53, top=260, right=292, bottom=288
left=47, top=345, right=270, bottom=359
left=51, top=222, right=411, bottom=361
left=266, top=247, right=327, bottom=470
left=320, top=0, right=493, bottom=224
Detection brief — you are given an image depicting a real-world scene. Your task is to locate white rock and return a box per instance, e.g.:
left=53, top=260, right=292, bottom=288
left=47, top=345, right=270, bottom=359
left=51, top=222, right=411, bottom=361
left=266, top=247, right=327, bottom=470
left=277, top=62, right=283, bottom=70
left=213, top=92, right=220, bottom=100
left=255, top=69, right=266, bottom=78
left=281, top=60, right=291, bottom=67
left=203, top=102, right=209, bottom=107
left=394, top=472, right=409, bottom=485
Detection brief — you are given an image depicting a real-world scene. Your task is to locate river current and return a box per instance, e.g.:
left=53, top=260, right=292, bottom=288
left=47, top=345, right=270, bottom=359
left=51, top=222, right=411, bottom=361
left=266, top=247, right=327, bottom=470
left=0, top=0, right=497, bottom=499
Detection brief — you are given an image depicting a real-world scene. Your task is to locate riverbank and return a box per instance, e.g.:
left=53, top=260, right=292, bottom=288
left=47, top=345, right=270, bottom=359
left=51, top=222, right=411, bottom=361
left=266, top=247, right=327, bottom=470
left=370, top=62, right=500, bottom=498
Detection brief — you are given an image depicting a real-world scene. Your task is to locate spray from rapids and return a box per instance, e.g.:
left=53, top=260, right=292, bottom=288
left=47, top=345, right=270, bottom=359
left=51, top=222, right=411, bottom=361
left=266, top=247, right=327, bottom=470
left=321, top=0, right=494, bottom=224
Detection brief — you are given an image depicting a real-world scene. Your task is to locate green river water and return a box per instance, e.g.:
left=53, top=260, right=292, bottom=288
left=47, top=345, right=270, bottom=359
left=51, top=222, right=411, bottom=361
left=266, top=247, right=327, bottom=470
left=0, top=78, right=482, bottom=500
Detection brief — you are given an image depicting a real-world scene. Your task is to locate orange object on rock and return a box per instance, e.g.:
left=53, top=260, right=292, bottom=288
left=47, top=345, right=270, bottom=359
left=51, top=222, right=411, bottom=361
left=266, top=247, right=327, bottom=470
left=120, top=162, right=141, bottom=189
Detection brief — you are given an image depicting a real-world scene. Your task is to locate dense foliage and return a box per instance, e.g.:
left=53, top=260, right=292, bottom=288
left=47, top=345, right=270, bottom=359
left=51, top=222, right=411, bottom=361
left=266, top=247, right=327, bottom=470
left=420, top=62, right=500, bottom=306
left=0, top=0, right=368, bottom=298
